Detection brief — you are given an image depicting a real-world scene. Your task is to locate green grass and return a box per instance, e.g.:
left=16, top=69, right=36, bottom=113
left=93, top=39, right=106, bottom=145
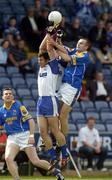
left=0, top=176, right=111, bottom=180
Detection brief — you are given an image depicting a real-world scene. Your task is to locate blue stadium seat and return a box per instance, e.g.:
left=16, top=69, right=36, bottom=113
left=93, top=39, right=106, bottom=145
left=22, top=99, right=36, bottom=110
left=31, top=89, right=38, bottom=100
left=11, top=73, right=23, bottom=78
left=8, top=0, right=22, bottom=4
left=77, top=123, right=86, bottom=130
left=72, top=101, right=81, bottom=112
left=100, top=112, right=112, bottom=123
left=0, top=6, right=12, bottom=14
left=95, top=124, right=106, bottom=132
left=0, top=67, right=7, bottom=76
left=12, top=77, right=26, bottom=88
left=26, top=77, right=37, bottom=88
left=85, top=112, right=100, bottom=120
left=71, top=112, right=85, bottom=123
left=17, top=88, right=31, bottom=99
left=25, top=73, right=36, bottom=78
left=102, top=68, right=111, bottom=76
left=95, top=101, right=109, bottom=112
left=11, top=5, right=25, bottom=14
left=0, top=77, right=11, bottom=88
left=68, top=123, right=77, bottom=132
left=0, top=66, right=6, bottom=73
left=109, top=101, right=112, bottom=109
left=80, top=101, right=95, bottom=112
left=7, top=66, right=19, bottom=75
left=106, top=124, right=112, bottom=132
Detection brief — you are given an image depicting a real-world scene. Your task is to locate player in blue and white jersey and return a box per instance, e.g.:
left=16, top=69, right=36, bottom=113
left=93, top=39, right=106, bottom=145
left=37, top=39, right=69, bottom=168
left=0, top=88, right=64, bottom=180
left=50, top=38, right=91, bottom=136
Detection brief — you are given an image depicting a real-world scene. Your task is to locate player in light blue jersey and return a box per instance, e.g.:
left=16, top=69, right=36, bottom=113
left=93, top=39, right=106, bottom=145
left=0, top=88, right=64, bottom=180
left=50, top=38, right=91, bottom=136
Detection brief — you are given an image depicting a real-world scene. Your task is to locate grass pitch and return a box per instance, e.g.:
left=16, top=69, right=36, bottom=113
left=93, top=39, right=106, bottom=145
left=0, top=176, right=111, bottom=180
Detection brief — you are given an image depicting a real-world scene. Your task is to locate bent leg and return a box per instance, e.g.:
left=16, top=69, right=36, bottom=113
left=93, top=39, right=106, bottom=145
left=96, top=147, right=107, bottom=170
left=5, top=143, right=20, bottom=180
left=24, top=146, right=50, bottom=170
left=79, top=146, right=94, bottom=168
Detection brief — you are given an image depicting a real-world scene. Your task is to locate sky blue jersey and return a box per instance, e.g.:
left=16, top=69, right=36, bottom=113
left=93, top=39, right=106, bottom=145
left=62, top=47, right=90, bottom=90
left=0, top=100, right=32, bottom=135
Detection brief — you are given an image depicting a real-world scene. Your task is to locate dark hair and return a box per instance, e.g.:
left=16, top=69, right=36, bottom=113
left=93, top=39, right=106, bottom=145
left=38, top=52, right=49, bottom=60
left=2, top=87, right=13, bottom=95
left=87, top=117, right=96, bottom=123
left=1, top=39, right=9, bottom=47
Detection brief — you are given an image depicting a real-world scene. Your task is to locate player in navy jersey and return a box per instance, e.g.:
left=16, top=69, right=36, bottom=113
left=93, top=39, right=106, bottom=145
left=0, top=88, right=64, bottom=180
left=37, top=38, right=69, bottom=168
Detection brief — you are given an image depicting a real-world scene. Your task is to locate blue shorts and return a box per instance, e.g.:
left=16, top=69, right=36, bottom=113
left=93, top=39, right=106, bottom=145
left=37, top=96, right=59, bottom=117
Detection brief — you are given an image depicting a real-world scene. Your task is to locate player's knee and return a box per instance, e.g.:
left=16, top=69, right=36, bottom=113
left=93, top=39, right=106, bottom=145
left=5, top=155, right=13, bottom=163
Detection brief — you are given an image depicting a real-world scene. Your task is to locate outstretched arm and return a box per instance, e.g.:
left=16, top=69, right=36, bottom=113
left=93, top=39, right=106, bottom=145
left=48, top=38, right=71, bottom=62
left=47, top=38, right=58, bottom=60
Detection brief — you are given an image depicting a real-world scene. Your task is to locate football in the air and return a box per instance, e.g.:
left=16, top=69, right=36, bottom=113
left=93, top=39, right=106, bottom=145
left=48, top=11, right=62, bottom=27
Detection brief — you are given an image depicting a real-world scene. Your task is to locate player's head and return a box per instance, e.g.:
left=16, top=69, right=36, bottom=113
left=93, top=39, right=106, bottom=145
left=76, top=38, right=91, bottom=52
left=87, top=117, right=96, bottom=129
left=38, top=52, right=49, bottom=67
left=2, top=88, right=14, bottom=103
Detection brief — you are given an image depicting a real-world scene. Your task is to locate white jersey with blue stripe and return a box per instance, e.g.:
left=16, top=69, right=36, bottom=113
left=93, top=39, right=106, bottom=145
left=38, top=59, right=59, bottom=96
left=63, top=47, right=90, bottom=90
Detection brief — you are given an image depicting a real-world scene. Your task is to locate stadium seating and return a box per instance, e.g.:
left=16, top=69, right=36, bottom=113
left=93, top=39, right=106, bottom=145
left=71, top=112, right=85, bottom=123
left=0, top=77, right=11, bottom=88
left=80, top=101, right=95, bottom=112
left=95, top=101, right=110, bottom=112
left=85, top=112, right=100, bottom=121
left=100, top=112, right=112, bottom=123
left=17, top=88, right=31, bottom=99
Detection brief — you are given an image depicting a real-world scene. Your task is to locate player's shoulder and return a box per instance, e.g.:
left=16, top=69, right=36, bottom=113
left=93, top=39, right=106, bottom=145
left=80, top=126, right=86, bottom=132
left=14, top=100, right=23, bottom=108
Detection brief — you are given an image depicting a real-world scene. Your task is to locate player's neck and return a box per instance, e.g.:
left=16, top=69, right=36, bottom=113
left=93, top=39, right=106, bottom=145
left=4, top=100, right=14, bottom=109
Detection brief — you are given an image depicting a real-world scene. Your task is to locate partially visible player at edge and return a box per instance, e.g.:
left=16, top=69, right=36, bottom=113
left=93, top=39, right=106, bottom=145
left=40, top=28, right=91, bottom=137
left=0, top=88, right=64, bottom=180
left=37, top=38, right=68, bottom=169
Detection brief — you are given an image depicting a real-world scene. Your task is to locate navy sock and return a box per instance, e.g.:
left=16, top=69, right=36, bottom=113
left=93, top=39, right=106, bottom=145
left=60, top=144, right=68, bottom=158
left=47, top=147, right=57, bottom=160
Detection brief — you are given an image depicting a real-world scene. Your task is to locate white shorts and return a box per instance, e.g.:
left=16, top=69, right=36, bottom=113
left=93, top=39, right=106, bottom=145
left=57, top=83, right=81, bottom=106
left=6, top=131, right=33, bottom=150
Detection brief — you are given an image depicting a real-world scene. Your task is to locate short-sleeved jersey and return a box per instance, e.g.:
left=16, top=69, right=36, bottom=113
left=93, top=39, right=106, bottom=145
left=63, top=47, right=90, bottom=90
left=0, top=101, right=32, bottom=135
left=38, top=59, right=59, bottom=96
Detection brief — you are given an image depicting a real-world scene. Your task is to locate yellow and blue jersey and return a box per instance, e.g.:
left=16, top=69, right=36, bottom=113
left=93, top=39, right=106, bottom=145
left=63, top=47, right=90, bottom=90
left=0, top=100, right=32, bottom=135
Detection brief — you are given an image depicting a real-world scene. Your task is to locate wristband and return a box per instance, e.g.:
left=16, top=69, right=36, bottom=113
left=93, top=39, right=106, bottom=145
left=29, top=134, right=34, bottom=138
